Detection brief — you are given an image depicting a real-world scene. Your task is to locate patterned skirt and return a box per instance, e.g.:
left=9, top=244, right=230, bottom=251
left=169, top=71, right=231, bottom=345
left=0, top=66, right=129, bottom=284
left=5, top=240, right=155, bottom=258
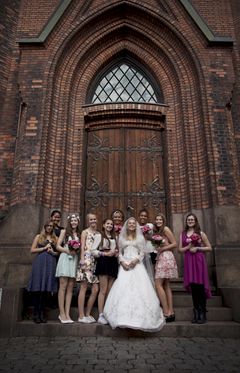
left=76, top=251, right=99, bottom=284
left=155, top=250, right=178, bottom=279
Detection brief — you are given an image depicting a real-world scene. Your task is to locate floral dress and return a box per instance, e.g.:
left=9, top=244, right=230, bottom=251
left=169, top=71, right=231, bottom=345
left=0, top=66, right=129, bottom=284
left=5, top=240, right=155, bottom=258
left=76, top=230, right=101, bottom=284
left=155, top=235, right=178, bottom=279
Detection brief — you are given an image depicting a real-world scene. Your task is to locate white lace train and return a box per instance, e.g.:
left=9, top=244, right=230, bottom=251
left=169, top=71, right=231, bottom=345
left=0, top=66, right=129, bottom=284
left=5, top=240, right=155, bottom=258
left=103, top=260, right=165, bottom=332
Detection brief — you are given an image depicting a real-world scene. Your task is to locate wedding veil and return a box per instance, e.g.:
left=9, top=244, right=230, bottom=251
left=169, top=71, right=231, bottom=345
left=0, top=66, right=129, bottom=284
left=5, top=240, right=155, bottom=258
left=118, top=217, right=145, bottom=251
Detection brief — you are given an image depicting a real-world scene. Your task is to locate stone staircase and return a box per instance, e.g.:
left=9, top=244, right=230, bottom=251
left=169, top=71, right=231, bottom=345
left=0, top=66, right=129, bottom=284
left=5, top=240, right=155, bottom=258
left=15, top=280, right=240, bottom=338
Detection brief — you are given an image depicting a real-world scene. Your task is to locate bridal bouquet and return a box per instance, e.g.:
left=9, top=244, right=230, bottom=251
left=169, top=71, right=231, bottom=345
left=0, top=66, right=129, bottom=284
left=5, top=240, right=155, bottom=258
left=186, top=233, right=201, bottom=247
left=151, top=234, right=165, bottom=248
left=68, top=240, right=80, bottom=258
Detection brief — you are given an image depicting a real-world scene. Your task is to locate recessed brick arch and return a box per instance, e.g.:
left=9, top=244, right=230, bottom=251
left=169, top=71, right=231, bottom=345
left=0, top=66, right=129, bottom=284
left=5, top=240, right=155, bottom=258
left=36, top=3, right=210, bottom=215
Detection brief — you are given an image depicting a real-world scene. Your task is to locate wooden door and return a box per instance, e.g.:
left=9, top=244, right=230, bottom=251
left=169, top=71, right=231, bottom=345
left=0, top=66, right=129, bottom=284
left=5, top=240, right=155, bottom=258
left=84, top=127, right=166, bottom=225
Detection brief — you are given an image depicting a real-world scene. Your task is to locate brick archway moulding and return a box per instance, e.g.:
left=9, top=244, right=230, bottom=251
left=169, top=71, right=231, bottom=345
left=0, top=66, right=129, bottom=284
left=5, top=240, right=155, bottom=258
left=14, top=1, right=212, bottom=217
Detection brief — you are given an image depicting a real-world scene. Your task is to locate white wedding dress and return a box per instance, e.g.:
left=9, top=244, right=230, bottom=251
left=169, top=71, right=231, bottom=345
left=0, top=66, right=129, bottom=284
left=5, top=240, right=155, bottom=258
left=103, top=236, right=165, bottom=332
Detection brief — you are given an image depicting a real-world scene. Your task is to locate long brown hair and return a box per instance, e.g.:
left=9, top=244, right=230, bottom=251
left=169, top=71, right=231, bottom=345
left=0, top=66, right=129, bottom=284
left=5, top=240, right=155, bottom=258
left=38, top=220, right=57, bottom=245
left=184, top=213, right=201, bottom=235
left=153, top=213, right=166, bottom=235
left=65, top=214, right=81, bottom=240
left=101, top=218, right=116, bottom=247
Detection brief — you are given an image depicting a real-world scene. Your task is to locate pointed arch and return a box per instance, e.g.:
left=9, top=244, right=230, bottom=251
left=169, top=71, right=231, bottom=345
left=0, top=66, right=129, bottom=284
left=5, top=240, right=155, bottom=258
left=88, top=56, right=163, bottom=104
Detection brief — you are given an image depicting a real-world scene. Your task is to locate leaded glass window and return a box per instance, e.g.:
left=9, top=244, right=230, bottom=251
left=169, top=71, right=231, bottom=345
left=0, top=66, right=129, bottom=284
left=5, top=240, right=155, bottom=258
left=91, top=63, right=158, bottom=104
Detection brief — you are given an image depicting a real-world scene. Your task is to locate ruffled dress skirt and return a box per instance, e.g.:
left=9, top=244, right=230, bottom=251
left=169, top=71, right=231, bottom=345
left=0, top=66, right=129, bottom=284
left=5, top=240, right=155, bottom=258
left=27, top=251, right=58, bottom=292
left=55, top=252, right=78, bottom=278
left=104, top=262, right=165, bottom=332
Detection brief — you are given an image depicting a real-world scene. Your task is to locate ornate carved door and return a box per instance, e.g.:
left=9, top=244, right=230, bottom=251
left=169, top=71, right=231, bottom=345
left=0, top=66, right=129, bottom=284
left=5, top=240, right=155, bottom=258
left=84, top=126, right=166, bottom=224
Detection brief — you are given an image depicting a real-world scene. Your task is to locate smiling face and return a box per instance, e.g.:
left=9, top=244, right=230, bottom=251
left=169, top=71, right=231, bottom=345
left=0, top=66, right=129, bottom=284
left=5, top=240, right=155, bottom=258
left=112, top=211, right=124, bottom=225
left=88, top=214, right=97, bottom=229
left=103, top=219, right=114, bottom=233
left=51, top=212, right=61, bottom=227
left=155, top=215, right=164, bottom=228
left=139, top=211, right=148, bottom=225
left=70, top=217, right=79, bottom=229
left=186, top=215, right=196, bottom=228
left=44, top=222, right=54, bottom=234
left=127, top=218, right=136, bottom=233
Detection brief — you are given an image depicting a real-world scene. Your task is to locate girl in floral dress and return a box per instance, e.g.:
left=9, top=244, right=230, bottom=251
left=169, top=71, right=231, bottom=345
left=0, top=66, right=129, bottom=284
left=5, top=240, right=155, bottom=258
left=153, top=213, right=178, bottom=322
left=56, top=214, right=81, bottom=323
left=178, top=213, right=212, bottom=324
left=77, top=213, right=112, bottom=323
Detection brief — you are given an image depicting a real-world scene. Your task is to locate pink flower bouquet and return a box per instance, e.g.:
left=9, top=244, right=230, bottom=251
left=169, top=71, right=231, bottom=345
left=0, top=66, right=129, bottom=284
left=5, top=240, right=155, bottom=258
left=68, top=239, right=80, bottom=252
left=114, top=224, right=122, bottom=234
left=186, top=233, right=202, bottom=247
left=140, top=225, right=151, bottom=236
left=151, top=234, right=165, bottom=247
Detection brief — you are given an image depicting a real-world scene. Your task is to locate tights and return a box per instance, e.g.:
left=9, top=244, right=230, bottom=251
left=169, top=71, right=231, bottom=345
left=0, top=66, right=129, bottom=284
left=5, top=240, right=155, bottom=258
left=32, top=291, right=47, bottom=316
left=190, top=283, right=206, bottom=311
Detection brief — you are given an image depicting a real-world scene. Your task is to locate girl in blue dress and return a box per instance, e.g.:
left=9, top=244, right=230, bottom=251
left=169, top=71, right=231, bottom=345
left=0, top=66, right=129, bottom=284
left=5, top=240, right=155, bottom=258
left=27, top=221, right=58, bottom=323
left=56, top=214, right=81, bottom=323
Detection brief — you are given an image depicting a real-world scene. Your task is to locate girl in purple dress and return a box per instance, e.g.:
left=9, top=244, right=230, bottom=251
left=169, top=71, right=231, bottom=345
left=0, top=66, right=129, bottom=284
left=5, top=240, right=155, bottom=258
left=179, top=213, right=212, bottom=324
left=27, top=221, right=58, bottom=323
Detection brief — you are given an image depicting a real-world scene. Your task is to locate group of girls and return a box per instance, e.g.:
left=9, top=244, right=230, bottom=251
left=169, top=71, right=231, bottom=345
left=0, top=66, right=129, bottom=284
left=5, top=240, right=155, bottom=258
left=27, top=208, right=212, bottom=329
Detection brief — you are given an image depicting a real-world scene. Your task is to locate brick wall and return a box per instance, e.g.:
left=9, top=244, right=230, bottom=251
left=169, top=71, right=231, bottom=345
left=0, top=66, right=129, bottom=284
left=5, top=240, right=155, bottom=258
left=0, top=0, right=21, bottom=216
left=230, top=0, right=240, bottom=178
left=0, top=0, right=239, bottom=218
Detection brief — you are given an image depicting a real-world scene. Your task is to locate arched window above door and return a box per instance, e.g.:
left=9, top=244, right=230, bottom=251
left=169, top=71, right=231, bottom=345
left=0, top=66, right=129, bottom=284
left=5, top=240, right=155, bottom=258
left=90, top=61, right=162, bottom=104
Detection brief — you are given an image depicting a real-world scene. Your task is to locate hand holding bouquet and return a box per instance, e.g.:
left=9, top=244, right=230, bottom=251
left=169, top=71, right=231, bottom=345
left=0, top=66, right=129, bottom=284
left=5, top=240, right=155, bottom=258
left=151, top=234, right=165, bottom=249
left=68, top=239, right=80, bottom=258
left=186, top=233, right=202, bottom=247
left=140, top=224, right=151, bottom=237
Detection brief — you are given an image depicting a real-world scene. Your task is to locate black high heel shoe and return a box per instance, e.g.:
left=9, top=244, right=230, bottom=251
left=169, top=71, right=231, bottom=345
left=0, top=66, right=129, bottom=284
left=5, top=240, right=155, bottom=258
left=164, top=314, right=175, bottom=322
left=166, top=314, right=175, bottom=322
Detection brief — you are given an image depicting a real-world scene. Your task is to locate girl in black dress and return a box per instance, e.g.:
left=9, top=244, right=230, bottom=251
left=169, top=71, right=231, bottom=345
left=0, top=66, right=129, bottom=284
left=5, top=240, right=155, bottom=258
left=95, top=218, right=118, bottom=324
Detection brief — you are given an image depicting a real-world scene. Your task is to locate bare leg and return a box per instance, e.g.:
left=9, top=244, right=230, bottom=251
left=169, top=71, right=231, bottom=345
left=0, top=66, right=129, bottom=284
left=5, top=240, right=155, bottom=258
left=98, top=276, right=108, bottom=314
left=78, top=281, right=88, bottom=319
left=86, top=283, right=99, bottom=317
left=65, top=278, right=75, bottom=320
left=58, top=277, right=68, bottom=320
left=106, top=277, right=115, bottom=296
left=155, top=278, right=170, bottom=316
left=164, top=279, right=174, bottom=315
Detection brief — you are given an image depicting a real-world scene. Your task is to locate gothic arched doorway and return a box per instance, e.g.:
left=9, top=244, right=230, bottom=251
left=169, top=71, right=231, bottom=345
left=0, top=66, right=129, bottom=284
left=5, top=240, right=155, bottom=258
left=83, top=58, right=167, bottom=222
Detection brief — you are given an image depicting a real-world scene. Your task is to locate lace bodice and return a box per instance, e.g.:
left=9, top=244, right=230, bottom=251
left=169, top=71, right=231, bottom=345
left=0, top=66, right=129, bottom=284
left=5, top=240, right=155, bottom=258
left=119, top=240, right=144, bottom=263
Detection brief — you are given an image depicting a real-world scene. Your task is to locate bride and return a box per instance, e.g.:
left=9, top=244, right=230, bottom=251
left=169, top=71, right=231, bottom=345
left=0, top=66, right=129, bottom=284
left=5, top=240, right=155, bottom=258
left=103, top=217, right=165, bottom=332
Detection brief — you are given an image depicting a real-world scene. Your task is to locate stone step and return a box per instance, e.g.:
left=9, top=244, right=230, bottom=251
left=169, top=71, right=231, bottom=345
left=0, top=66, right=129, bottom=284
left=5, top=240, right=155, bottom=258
left=175, top=306, right=232, bottom=321
left=170, top=283, right=216, bottom=293
left=43, top=304, right=232, bottom=322
left=15, top=320, right=240, bottom=339
left=173, top=294, right=222, bottom=307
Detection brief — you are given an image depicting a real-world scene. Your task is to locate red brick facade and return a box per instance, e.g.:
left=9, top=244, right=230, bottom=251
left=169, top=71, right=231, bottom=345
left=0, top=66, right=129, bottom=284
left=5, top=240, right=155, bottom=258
left=0, top=0, right=239, bottom=242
